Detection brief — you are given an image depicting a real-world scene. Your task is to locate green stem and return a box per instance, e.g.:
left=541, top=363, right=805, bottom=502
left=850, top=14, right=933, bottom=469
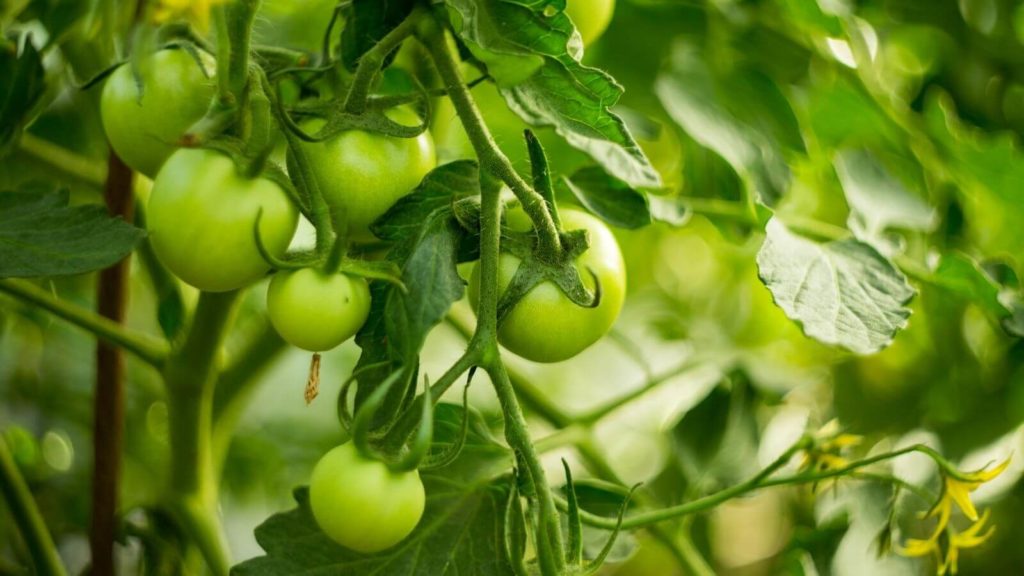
left=18, top=133, right=107, bottom=187
left=343, top=12, right=418, bottom=114
left=563, top=443, right=930, bottom=530
left=211, top=322, right=286, bottom=463
left=0, top=279, right=168, bottom=367
left=488, top=363, right=567, bottom=575
left=418, top=16, right=562, bottom=258
left=0, top=437, right=67, bottom=576
left=163, top=290, right=240, bottom=576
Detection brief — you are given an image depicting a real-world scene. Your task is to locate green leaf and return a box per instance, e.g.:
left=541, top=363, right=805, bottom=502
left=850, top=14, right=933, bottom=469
left=385, top=214, right=466, bottom=362
left=656, top=42, right=799, bottom=206
left=429, top=402, right=515, bottom=484
left=233, top=408, right=516, bottom=576
left=756, top=218, right=915, bottom=354
left=371, top=161, right=481, bottom=242
left=340, top=0, right=416, bottom=71
left=0, top=190, right=145, bottom=278
left=672, top=373, right=759, bottom=487
left=834, top=149, right=936, bottom=245
left=443, top=0, right=661, bottom=189
left=0, top=39, right=46, bottom=154
left=561, top=167, right=651, bottom=230
left=931, top=252, right=1024, bottom=337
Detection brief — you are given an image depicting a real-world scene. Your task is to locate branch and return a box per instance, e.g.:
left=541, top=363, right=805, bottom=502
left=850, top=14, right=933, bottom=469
left=0, top=279, right=169, bottom=368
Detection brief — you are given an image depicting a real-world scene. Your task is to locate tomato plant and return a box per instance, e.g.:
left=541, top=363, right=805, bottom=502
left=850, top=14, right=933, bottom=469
left=308, top=443, right=425, bottom=553
left=469, top=207, right=627, bottom=362
left=147, top=148, right=299, bottom=292
left=4, top=1, right=1024, bottom=576
left=100, top=48, right=216, bottom=178
left=266, top=268, right=371, bottom=352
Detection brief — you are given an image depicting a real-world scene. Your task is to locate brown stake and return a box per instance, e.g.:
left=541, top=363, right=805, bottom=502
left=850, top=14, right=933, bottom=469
left=91, top=152, right=133, bottom=575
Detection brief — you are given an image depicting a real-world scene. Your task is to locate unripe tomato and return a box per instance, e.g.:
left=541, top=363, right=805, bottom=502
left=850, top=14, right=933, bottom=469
left=309, top=443, right=425, bottom=553
left=147, top=148, right=299, bottom=292
left=100, top=49, right=215, bottom=178
left=565, top=0, right=616, bottom=47
left=469, top=208, right=627, bottom=363
left=266, top=268, right=371, bottom=352
left=289, top=107, right=436, bottom=238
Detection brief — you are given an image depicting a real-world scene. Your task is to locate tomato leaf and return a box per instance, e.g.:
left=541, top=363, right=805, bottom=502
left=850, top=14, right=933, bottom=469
left=656, top=42, right=800, bottom=206
left=0, top=38, right=46, bottom=155
left=234, top=404, right=516, bottom=576
left=756, top=218, right=915, bottom=354
left=561, top=167, right=651, bottom=230
left=353, top=163, right=481, bottom=402
left=340, top=0, right=416, bottom=71
left=0, top=189, right=145, bottom=278
left=443, top=0, right=661, bottom=189
left=930, top=252, right=1024, bottom=337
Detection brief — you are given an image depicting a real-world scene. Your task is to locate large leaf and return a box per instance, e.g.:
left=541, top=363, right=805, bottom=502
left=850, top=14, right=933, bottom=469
left=233, top=404, right=516, bottom=576
left=656, top=42, right=800, bottom=206
left=0, top=39, right=46, bottom=154
left=756, top=218, right=915, bottom=354
left=0, top=189, right=145, bottom=278
left=443, top=0, right=661, bottom=189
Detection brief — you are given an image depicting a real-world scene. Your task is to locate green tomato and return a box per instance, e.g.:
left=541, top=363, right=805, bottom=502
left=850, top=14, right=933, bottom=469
left=147, top=148, right=299, bottom=292
left=469, top=208, right=627, bottom=363
left=565, top=0, right=616, bottom=47
left=100, top=49, right=215, bottom=178
left=289, top=107, right=436, bottom=238
left=266, top=269, right=371, bottom=352
left=309, top=443, right=425, bottom=553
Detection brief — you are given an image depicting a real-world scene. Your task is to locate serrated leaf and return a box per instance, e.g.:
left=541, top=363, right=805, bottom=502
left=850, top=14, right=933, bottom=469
left=0, top=39, right=46, bottom=154
left=561, top=167, right=651, bottom=230
left=834, top=149, right=936, bottom=246
left=371, top=160, right=481, bottom=242
left=444, top=0, right=660, bottom=189
left=656, top=42, right=797, bottom=206
left=0, top=190, right=145, bottom=278
left=385, top=214, right=466, bottom=361
left=756, top=218, right=914, bottom=354
left=234, top=474, right=516, bottom=575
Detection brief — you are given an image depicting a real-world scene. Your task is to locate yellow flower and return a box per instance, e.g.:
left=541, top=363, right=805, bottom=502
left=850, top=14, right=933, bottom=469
left=152, top=0, right=229, bottom=33
left=945, top=457, right=1011, bottom=521
left=897, top=456, right=1010, bottom=575
left=941, top=510, right=996, bottom=575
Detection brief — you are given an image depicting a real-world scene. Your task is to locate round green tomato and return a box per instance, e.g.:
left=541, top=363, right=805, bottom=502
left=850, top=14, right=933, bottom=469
left=100, top=49, right=215, bottom=178
left=289, top=107, right=436, bottom=238
left=267, top=269, right=371, bottom=352
left=565, top=0, right=616, bottom=47
left=309, top=443, right=425, bottom=553
left=148, top=148, right=299, bottom=292
left=469, top=208, right=627, bottom=363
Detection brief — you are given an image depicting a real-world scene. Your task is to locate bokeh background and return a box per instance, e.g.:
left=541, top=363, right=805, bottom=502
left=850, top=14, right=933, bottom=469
left=4, top=0, right=1024, bottom=574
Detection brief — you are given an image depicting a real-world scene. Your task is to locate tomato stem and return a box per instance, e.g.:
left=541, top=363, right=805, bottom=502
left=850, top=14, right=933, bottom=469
left=416, top=15, right=564, bottom=259
left=343, top=10, right=419, bottom=115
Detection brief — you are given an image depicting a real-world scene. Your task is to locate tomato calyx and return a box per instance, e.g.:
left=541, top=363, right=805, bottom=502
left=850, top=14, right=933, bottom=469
left=494, top=225, right=602, bottom=327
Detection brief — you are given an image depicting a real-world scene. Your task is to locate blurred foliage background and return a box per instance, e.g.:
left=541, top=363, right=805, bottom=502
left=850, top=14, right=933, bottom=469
left=4, top=0, right=1024, bottom=574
